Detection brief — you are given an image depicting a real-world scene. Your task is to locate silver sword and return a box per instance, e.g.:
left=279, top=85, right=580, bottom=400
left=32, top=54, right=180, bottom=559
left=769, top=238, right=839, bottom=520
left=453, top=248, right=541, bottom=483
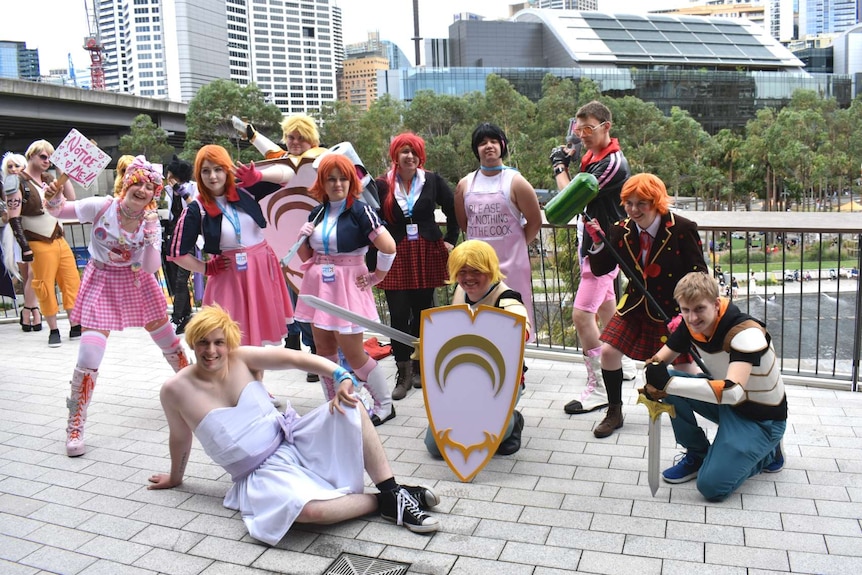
left=637, top=394, right=676, bottom=496
left=298, top=294, right=417, bottom=348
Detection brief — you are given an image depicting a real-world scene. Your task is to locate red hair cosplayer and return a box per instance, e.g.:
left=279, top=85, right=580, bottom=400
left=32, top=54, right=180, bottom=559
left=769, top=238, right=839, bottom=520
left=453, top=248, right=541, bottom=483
left=384, top=132, right=426, bottom=222
left=310, top=154, right=363, bottom=207
left=620, top=173, right=671, bottom=215
left=194, top=145, right=239, bottom=216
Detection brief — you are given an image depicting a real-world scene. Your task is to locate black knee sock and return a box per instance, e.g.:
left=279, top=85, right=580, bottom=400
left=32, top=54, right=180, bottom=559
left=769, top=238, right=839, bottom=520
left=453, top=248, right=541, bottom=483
left=602, top=368, right=624, bottom=405
left=376, top=477, right=398, bottom=493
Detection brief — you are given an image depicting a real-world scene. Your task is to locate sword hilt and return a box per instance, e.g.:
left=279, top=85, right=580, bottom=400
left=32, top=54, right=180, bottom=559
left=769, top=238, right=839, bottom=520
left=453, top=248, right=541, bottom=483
left=637, top=393, right=676, bottom=422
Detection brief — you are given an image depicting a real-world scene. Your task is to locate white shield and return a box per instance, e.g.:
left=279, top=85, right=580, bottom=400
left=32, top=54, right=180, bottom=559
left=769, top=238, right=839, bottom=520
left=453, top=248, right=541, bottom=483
left=421, top=304, right=526, bottom=482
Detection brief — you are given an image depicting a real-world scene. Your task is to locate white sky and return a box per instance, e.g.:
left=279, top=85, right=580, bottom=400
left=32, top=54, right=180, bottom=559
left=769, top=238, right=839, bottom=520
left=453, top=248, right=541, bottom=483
left=5, top=0, right=683, bottom=73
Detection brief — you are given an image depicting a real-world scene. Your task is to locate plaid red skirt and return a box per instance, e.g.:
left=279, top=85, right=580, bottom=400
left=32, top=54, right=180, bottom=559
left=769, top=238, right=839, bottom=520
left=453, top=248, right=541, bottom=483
left=378, top=236, right=449, bottom=291
left=601, top=306, right=692, bottom=365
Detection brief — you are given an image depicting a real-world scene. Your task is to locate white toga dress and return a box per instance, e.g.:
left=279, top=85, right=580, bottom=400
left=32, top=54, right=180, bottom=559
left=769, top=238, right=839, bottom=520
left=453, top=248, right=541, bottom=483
left=195, top=381, right=365, bottom=545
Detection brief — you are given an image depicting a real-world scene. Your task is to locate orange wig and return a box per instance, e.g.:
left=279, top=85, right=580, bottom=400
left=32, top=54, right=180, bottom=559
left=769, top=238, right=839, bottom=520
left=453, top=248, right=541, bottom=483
left=310, top=154, right=363, bottom=207
left=620, top=173, right=671, bottom=215
left=194, top=145, right=239, bottom=216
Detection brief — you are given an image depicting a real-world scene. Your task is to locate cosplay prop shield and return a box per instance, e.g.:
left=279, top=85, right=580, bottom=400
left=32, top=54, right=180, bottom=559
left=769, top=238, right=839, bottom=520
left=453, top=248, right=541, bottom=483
left=637, top=393, right=676, bottom=496
left=421, top=305, right=526, bottom=482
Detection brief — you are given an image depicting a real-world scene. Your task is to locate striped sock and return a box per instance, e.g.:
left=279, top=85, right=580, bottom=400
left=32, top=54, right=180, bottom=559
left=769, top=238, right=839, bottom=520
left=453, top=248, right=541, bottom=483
left=148, top=321, right=181, bottom=354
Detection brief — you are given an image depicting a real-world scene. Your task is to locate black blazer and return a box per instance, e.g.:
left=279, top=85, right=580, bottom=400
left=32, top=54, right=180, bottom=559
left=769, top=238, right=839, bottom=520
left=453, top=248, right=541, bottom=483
left=589, top=211, right=708, bottom=322
left=375, top=170, right=459, bottom=246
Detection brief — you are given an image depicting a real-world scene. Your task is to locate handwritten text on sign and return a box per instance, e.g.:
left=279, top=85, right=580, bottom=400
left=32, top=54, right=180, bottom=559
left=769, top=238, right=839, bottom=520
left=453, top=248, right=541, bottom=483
left=50, top=129, right=111, bottom=188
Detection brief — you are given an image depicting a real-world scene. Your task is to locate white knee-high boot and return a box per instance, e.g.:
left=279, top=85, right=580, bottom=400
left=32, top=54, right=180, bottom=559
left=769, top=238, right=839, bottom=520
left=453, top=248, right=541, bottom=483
left=355, top=357, right=395, bottom=426
left=621, top=355, right=638, bottom=381
left=564, top=346, right=609, bottom=414
left=66, top=367, right=97, bottom=457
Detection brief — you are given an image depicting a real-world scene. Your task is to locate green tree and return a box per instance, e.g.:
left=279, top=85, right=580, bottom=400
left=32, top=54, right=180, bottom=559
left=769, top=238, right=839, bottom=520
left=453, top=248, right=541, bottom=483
left=118, top=114, right=175, bottom=162
left=184, top=79, right=284, bottom=162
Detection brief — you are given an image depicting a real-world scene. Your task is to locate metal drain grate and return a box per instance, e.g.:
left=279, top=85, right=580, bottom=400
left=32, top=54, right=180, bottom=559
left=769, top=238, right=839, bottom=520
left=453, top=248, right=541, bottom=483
left=323, top=552, right=410, bottom=575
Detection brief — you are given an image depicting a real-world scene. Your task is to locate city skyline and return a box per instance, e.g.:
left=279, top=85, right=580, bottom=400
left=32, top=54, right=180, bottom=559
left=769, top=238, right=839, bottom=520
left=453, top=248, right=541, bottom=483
left=7, top=0, right=674, bottom=74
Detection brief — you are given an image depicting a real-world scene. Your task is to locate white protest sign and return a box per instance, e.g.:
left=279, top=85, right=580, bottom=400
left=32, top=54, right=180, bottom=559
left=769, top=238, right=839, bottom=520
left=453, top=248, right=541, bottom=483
left=50, top=129, right=111, bottom=188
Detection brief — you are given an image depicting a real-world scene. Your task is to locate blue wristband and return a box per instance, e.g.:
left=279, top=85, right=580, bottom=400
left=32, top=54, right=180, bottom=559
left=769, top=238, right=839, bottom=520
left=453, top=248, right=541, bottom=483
left=333, top=367, right=358, bottom=388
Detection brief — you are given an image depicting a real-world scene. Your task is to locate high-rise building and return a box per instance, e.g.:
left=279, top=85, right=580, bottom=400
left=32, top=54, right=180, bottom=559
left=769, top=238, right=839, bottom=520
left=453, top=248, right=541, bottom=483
left=799, top=0, right=862, bottom=37
left=0, top=41, right=40, bottom=81
left=95, top=0, right=343, bottom=114
left=339, top=54, right=389, bottom=110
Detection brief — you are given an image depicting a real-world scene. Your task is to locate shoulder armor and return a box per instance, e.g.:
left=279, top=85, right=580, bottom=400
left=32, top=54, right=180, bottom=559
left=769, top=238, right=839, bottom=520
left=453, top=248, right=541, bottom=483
left=730, top=326, right=767, bottom=354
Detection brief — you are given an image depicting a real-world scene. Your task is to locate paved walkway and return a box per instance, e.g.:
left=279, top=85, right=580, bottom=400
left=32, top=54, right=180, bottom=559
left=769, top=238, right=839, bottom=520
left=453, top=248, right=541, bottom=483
left=2, top=322, right=862, bottom=575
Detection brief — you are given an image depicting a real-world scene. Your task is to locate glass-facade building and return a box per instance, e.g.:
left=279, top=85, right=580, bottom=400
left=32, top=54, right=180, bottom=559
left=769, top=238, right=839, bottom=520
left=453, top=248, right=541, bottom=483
left=800, top=0, right=862, bottom=36
left=0, top=41, right=40, bottom=81
left=377, top=9, right=852, bottom=135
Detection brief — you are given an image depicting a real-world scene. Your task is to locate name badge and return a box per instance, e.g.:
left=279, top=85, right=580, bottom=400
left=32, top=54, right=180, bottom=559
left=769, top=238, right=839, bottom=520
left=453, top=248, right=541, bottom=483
left=406, top=223, right=419, bottom=241
left=321, top=263, right=336, bottom=283
left=235, top=252, right=248, bottom=271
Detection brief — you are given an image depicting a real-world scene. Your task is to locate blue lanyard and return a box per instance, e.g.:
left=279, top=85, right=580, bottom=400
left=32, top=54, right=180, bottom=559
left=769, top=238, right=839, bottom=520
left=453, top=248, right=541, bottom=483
left=218, top=199, right=242, bottom=245
left=320, top=201, right=345, bottom=255
left=398, top=173, right=419, bottom=218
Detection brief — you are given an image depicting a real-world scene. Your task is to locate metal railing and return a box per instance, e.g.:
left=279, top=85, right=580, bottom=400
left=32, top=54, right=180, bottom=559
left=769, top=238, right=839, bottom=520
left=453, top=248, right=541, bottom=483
left=5, top=211, right=860, bottom=391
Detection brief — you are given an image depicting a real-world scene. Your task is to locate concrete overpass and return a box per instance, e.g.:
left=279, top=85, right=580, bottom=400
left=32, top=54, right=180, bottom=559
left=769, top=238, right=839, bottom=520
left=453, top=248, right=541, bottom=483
left=0, top=78, right=188, bottom=165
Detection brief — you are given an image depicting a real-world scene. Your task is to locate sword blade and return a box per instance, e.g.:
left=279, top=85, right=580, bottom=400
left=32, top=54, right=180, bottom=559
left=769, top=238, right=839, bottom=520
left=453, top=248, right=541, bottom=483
left=647, top=418, right=662, bottom=496
left=637, top=394, right=676, bottom=497
left=298, top=294, right=417, bottom=347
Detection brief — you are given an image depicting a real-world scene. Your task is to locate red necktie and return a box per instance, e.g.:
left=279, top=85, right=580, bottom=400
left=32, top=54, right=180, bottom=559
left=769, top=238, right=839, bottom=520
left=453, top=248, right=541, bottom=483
left=640, top=230, right=652, bottom=265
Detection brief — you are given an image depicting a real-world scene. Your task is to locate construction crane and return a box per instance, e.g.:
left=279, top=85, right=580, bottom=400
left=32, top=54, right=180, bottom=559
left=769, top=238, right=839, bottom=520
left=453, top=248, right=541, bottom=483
left=83, top=0, right=105, bottom=90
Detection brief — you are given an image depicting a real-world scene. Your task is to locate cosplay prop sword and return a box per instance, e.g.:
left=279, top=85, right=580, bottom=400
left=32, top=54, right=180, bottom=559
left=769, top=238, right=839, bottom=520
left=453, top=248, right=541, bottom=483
left=637, top=393, right=676, bottom=496
left=298, top=294, right=417, bottom=348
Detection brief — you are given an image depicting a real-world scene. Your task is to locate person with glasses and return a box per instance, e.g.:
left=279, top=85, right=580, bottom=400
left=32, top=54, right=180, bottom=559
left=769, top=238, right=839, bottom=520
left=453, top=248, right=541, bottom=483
left=5, top=140, right=81, bottom=347
left=584, top=173, right=708, bottom=438
left=550, top=101, right=634, bottom=418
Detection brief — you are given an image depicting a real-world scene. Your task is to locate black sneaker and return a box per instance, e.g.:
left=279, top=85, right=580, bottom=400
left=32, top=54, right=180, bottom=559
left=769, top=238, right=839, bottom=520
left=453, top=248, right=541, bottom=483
left=377, top=487, right=440, bottom=534
left=306, top=372, right=320, bottom=383
left=401, top=485, right=440, bottom=510
left=371, top=405, right=396, bottom=426
left=48, top=329, right=61, bottom=348
left=69, top=324, right=82, bottom=339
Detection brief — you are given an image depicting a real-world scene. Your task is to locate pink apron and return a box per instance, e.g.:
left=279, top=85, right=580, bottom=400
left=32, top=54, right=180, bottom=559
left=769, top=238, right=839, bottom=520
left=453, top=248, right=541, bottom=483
left=464, top=170, right=536, bottom=342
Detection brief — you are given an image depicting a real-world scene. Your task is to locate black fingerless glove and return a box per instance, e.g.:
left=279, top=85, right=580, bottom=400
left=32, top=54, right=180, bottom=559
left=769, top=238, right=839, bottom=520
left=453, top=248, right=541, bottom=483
left=645, top=361, right=672, bottom=390
left=549, top=146, right=570, bottom=169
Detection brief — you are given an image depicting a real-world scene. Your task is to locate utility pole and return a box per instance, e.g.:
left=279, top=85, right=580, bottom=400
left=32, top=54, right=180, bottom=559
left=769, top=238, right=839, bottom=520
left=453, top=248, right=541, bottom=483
left=411, top=0, right=422, bottom=66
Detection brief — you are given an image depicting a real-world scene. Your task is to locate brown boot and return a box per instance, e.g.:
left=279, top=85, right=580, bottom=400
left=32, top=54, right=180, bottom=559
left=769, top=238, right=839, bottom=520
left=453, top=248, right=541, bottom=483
left=411, top=359, right=422, bottom=388
left=593, top=403, right=624, bottom=438
left=392, top=361, right=412, bottom=400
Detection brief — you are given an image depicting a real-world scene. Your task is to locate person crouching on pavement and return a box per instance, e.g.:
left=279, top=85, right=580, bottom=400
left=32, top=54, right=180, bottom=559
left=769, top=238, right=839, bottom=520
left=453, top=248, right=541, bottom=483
left=643, top=271, right=787, bottom=501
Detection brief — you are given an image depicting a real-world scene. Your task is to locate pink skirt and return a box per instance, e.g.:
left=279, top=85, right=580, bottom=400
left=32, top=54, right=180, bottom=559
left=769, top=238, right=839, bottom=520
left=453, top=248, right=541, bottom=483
left=293, top=253, right=379, bottom=334
left=71, top=262, right=167, bottom=331
left=203, top=241, right=293, bottom=346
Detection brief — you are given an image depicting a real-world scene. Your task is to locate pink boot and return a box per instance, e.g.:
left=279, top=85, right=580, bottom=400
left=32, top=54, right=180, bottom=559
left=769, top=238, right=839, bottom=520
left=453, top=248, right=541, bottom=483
left=564, top=346, right=609, bottom=414
left=66, top=368, right=97, bottom=457
left=163, top=348, right=191, bottom=372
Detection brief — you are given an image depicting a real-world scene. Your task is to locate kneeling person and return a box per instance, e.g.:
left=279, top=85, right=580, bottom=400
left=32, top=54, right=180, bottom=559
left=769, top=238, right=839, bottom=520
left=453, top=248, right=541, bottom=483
left=148, top=305, right=440, bottom=545
left=424, top=240, right=530, bottom=458
left=643, top=272, right=787, bottom=501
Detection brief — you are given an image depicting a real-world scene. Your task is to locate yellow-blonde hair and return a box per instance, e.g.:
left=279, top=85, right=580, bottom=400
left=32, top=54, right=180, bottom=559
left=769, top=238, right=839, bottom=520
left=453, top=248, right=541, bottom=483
left=620, top=173, right=671, bottom=215
left=184, top=304, right=242, bottom=350
left=447, top=240, right=505, bottom=285
left=113, top=154, right=136, bottom=197
left=25, top=140, right=54, bottom=160
left=673, top=272, right=719, bottom=305
left=281, top=114, right=320, bottom=147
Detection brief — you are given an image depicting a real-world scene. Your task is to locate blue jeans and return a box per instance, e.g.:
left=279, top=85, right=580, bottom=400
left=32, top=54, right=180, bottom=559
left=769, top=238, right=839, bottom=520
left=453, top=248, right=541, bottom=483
left=664, top=393, right=785, bottom=501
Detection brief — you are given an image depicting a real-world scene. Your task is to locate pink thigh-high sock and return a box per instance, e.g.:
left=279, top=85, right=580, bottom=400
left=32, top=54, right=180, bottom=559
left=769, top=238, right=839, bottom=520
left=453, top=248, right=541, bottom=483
left=76, top=331, right=108, bottom=371
left=148, top=321, right=181, bottom=354
left=319, top=353, right=339, bottom=399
